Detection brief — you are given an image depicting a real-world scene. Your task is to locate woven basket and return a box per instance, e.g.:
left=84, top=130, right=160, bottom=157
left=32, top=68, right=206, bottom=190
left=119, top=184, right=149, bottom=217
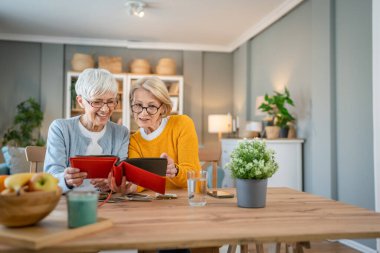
left=98, top=56, right=122, bottom=73
left=71, top=53, right=95, bottom=72
left=130, top=59, right=151, bottom=74
left=155, top=58, right=176, bottom=75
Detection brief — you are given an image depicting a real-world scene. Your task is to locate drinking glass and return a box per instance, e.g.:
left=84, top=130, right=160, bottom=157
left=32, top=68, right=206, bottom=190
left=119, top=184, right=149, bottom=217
left=66, top=191, right=98, bottom=228
left=187, top=170, right=208, bottom=206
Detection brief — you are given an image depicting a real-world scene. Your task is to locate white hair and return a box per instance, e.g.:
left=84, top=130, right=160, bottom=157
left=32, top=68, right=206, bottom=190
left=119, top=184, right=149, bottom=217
left=75, top=68, right=118, bottom=99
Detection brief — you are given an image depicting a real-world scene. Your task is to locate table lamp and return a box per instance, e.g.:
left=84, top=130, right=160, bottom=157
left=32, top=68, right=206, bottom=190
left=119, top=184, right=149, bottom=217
left=206, top=114, right=234, bottom=198
left=246, top=121, right=262, bottom=138
left=208, top=114, right=232, bottom=141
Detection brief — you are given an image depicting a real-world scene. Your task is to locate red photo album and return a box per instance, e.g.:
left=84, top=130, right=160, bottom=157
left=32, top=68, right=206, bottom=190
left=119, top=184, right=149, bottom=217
left=70, top=156, right=167, bottom=194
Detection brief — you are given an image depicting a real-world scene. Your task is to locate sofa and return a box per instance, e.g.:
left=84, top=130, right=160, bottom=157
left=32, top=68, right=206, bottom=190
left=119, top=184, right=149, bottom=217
left=0, top=146, right=29, bottom=175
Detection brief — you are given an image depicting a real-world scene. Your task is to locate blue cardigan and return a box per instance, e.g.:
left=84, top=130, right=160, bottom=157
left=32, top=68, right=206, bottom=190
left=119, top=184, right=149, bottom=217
left=44, top=116, right=130, bottom=193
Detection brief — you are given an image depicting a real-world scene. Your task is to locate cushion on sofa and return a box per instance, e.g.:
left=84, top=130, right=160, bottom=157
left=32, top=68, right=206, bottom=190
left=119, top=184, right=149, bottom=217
left=1, top=146, right=29, bottom=174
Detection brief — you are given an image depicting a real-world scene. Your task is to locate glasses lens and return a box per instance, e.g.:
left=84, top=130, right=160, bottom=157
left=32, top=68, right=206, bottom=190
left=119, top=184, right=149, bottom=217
left=132, top=104, right=143, bottom=113
left=147, top=106, right=158, bottom=115
left=107, top=100, right=118, bottom=108
left=91, top=101, right=103, bottom=108
left=88, top=99, right=118, bottom=108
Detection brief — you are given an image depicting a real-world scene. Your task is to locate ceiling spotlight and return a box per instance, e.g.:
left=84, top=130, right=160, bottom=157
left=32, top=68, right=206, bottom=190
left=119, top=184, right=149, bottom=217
left=125, top=0, right=146, bottom=18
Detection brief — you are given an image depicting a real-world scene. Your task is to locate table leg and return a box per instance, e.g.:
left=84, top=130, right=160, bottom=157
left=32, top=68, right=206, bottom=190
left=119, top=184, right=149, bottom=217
left=255, top=243, right=264, bottom=253
left=227, top=244, right=237, bottom=253
left=241, top=244, right=248, bottom=253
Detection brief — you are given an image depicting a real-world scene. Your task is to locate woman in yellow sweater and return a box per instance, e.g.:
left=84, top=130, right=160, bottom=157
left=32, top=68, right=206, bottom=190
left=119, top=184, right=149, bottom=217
left=128, top=77, right=200, bottom=190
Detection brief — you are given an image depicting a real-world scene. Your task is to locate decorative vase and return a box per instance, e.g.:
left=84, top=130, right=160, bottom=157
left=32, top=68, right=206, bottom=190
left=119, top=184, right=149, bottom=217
left=261, top=120, right=273, bottom=138
left=236, top=178, right=268, bottom=208
left=279, top=127, right=289, bottom=138
left=265, top=126, right=280, bottom=139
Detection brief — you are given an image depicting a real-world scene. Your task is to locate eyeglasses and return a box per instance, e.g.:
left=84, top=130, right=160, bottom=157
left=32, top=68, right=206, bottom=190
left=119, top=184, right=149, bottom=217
left=84, top=97, right=118, bottom=109
left=131, top=103, right=162, bottom=115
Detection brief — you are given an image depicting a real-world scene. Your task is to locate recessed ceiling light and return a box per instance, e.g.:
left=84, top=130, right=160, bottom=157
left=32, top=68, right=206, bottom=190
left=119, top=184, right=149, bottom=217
left=125, top=0, right=146, bottom=18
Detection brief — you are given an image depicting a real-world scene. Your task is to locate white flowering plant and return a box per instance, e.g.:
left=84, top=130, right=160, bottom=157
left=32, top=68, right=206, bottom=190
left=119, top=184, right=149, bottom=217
left=227, top=140, right=278, bottom=180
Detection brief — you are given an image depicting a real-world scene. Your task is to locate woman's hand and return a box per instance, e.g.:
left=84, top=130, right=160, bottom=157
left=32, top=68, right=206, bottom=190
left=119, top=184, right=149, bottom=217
left=90, top=178, right=110, bottom=192
left=160, top=153, right=177, bottom=178
left=64, top=167, right=87, bottom=188
left=107, top=172, right=137, bottom=195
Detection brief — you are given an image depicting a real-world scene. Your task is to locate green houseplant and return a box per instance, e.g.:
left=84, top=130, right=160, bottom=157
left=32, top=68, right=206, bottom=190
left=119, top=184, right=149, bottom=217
left=227, top=140, right=278, bottom=208
left=2, top=98, right=44, bottom=147
left=1, top=98, right=44, bottom=174
left=258, top=88, right=295, bottom=138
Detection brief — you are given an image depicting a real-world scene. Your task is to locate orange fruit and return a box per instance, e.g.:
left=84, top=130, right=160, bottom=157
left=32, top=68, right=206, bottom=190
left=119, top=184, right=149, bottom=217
left=0, top=175, right=8, bottom=192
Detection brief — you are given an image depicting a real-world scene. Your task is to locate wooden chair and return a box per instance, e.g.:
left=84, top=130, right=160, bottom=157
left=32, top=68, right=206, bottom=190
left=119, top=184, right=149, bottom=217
left=25, top=146, right=46, bottom=173
left=198, top=145, right=221, bottom=189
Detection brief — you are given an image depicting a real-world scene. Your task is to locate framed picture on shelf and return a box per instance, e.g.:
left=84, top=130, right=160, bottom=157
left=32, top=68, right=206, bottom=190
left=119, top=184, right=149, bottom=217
left=170, top=97, right=178, bottom=113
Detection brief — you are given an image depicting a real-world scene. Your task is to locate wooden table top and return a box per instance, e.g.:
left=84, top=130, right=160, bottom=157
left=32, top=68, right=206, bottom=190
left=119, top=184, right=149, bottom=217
left=2, top=187, right=380, bottom=252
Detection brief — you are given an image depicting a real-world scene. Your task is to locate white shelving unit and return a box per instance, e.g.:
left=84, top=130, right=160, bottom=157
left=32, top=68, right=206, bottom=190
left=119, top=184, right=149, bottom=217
left=65, top=72, right=184, bottom=132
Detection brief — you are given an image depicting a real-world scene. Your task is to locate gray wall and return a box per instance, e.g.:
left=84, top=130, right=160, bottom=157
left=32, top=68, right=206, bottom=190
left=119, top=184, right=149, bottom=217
left=335, top=0, right=373, bottom=248
left=233, top=42, right=249, bottom=129
left=233, top=0, right=374, bottom=249
left=243, top=0, right=312, bottom=192
left=202, top=52, right=234, bottom=144
left=40, top=44, right=64, bottom=140
left=0, top=43, right=233, bottom=148
left=335, top=0, right=373, bottom=208
left=0, top=41, right=41, bottom=138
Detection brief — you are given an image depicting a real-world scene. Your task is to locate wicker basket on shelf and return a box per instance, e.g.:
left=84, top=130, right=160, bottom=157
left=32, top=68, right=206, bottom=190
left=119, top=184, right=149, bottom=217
left=130, top=59, right=151, bottom=74
left=98, top=56, right=123, bottom=73
left=71, top=53, right=95, bottom=72
left=155, top=58, right=176, bottom=75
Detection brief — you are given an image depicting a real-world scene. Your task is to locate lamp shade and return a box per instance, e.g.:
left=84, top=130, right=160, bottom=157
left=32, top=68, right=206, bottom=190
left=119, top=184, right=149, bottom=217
left=208, top=114, right=232, bottom=133
left=246, top=121, right=262, bottom=132
left=255, top=96, right=266, bottom=116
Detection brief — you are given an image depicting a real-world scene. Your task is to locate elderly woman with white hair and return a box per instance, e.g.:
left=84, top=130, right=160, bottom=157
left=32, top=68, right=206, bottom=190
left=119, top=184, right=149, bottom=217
left=44, top=68, right=133, bottom=193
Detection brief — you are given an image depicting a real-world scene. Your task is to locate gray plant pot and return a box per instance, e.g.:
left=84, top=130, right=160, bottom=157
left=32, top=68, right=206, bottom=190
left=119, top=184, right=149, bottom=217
left=236, top=178, right=268, bottom=208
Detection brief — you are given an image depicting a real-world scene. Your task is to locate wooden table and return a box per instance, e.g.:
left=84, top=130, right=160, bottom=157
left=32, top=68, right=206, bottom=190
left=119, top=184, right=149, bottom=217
left=2, top=187, right=380, bottom=252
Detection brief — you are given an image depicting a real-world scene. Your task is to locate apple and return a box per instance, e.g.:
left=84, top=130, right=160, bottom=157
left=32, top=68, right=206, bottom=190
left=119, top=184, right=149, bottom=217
left=28, top=173, right=59, bottom=192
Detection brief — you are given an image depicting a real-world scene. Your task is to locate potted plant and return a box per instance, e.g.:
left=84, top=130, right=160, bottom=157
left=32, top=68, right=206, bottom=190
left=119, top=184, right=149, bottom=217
left=227, top=140, right=278, bottom=208
left=258, top=87, right=295, bottom=138
left=1, top=98, right=44, bottom=174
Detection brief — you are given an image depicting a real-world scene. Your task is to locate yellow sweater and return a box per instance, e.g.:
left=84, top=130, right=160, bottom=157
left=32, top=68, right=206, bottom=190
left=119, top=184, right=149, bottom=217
left=129, top=115, right=201, bottom=190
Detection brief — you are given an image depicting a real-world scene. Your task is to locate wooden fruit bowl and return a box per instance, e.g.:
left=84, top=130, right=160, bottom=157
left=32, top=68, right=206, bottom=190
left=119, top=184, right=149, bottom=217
left=0, top=188, right=62, bottom=227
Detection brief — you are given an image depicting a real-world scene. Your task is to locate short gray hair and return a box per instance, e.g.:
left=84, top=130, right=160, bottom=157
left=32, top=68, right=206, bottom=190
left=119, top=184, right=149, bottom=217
left=130, top=77, right=172, bottom=117
left=75, top=68, right=118, bottom=99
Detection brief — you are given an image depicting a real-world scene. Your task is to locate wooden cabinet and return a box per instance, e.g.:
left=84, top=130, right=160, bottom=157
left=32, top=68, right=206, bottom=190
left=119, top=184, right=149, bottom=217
left=221, top=138, right=304, bottom=191
left=65, top=72, right=183, bottom=132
